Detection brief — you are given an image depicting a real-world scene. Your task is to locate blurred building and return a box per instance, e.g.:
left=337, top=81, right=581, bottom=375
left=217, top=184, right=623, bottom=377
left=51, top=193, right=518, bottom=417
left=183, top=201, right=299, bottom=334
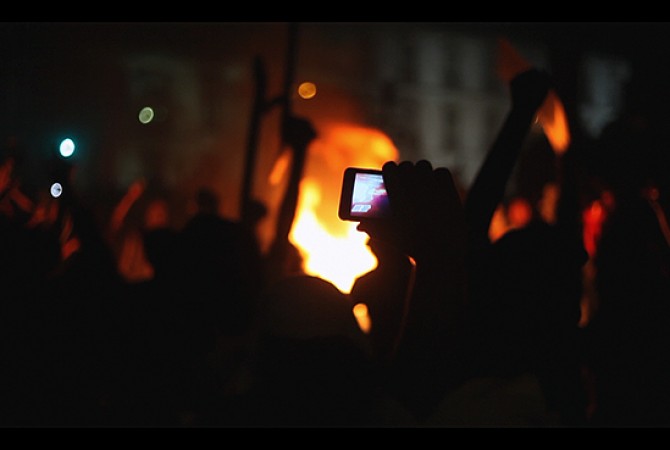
left=112, top=23, right=634, bottom=190
left=0, top=22, right=644, bottom=222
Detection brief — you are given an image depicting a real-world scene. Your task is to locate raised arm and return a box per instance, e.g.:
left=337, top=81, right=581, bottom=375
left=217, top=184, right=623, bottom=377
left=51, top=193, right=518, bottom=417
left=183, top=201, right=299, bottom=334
left=465, top=68, right=551, bottom=249
left=357, top=159, right=469, bottom=420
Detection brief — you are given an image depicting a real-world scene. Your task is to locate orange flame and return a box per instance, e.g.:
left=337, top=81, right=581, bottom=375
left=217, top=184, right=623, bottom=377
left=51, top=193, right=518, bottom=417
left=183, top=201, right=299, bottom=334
left=352, top=302, right=372, bottom=334
left=288, top=123, right=399, bottom=293
left=538, top=91, right=571, bottom=154
left=289, top=178, right=376, bottom=293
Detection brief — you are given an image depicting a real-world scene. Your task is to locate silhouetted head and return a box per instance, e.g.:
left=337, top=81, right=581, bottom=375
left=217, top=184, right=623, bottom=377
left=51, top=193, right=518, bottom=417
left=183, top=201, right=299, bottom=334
left=489, top=222, right=586, bottom=327
left=592, top=117, right=664, bottom=195
left=253, top=275, right=377, bottom=426
left=259, top=274, right=370, bottom=353
left=471, top=221, right=586, bottom=375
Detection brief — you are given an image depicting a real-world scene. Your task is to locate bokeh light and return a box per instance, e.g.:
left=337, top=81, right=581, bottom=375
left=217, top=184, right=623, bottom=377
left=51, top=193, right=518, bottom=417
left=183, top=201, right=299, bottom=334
left=59, top=138, right=75, bottom=158
left=50, top=182, right=63, bottom=198
left=138, top=106, right=155, bottom=124
left=298, top=82, right=317, bottom=99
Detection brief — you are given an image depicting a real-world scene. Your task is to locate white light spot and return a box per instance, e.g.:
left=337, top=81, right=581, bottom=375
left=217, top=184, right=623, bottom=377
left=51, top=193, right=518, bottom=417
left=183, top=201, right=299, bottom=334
left=59, top=139, right=75, bottom=158
left=50, top=182, right=63, bottom=198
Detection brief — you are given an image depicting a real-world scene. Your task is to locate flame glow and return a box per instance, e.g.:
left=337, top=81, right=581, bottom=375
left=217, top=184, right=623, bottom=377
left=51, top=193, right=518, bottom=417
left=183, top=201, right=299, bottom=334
left=289, top=179, right=376, bottom=293
left=582, top=199, right=606, bottom=259
left=352, top=303, right=371, bottom=334
left=538, top=91, right=571, bottom=154
left=288, top=124, right=399, bottom=294
left=269, top=149, right=292, bottom=186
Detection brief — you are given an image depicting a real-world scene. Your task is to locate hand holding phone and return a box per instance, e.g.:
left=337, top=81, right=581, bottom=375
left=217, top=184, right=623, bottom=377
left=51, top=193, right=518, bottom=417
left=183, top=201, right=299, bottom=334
left=346, top=161, right=466, bottom=266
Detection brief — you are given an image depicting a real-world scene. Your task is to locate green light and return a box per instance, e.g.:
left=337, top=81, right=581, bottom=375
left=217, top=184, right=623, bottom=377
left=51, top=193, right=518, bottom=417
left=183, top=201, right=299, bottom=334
left=139, top=107, right=155, bottom=124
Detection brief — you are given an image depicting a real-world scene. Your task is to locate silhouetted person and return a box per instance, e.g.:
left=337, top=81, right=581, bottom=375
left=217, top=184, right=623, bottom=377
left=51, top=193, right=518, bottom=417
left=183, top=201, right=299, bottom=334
left=0, top=150, right=62, bottom=426
left=231, top=274, right=414, bottom=427
left=179, top=187, right=258, bottom=338
left=461, top=68, right=588, bottom=426
left=266, top=114, right=317, bottom=282
left=350, top=236, right=414, bottom=364
left=358, top=159, right=470, bottom=422
left=26, top=157, right=131, bottom=426
left=584, top=107, right=670, bottom=427
left=121, top=212, right=185, bottom=426
left=172, top=187, right=263, bottom=424
left=224, top=158, right=473, bottom=427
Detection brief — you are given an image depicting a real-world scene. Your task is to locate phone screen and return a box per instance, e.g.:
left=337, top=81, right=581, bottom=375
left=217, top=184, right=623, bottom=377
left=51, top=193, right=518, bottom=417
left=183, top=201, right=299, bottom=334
left=339, top=168, right=391, bottom=221
left=351, top=172, right=389, bottom=218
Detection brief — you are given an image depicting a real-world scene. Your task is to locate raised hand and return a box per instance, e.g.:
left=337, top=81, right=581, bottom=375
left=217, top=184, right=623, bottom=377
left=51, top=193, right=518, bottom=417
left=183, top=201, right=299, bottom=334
left=357, top=159, right=466, bottom=266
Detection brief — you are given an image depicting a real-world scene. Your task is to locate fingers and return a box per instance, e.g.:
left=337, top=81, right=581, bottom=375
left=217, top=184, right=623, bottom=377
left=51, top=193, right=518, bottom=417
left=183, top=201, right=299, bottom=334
left=381, top=161, right=403, bottom=218
left=362, top=159, right=465, bottom=260
left=388, top=160, right=438, bottom=214
left=414, top=159, right=433, bottom=172
left=434, top=166, right=462, bottom=213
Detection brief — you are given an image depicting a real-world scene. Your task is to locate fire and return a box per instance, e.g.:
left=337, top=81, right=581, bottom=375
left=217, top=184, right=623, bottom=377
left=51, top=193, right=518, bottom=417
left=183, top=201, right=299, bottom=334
left=289, top=178, right=376, bottom=293
left=287, top=123, right=399, bottom=293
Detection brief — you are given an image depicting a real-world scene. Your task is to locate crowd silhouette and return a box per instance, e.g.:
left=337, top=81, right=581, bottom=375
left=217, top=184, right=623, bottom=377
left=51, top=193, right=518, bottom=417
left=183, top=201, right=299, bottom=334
left=1, top=57, right=670, bottom=428
left=582, top=90, right=670, bottom=427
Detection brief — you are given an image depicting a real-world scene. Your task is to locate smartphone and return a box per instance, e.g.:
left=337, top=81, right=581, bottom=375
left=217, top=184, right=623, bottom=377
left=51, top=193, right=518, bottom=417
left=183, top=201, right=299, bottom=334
left=338, top=167, right=391, bottom=221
